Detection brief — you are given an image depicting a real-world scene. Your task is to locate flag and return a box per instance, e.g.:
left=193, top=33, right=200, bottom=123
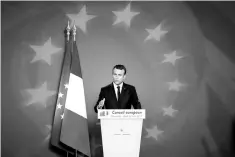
left=59, top=26, right=91, bottom=157
left=50, top=24, right=74, bottom=153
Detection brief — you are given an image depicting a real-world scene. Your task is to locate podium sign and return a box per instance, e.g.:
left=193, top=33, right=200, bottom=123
left=98, top=109, right=145, bottom=157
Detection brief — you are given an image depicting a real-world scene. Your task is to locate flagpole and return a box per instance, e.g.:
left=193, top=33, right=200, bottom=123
left=72, top=23, right=76, bottom=42
left=66, top=21, right=71, bottom=157
left=66, top=21, right=71, bottom=41
left=72, top=23, right=77, bottom=157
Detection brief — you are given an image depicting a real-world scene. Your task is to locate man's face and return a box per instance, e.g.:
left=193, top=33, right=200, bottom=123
left=112, top=68, right=126, bottom=85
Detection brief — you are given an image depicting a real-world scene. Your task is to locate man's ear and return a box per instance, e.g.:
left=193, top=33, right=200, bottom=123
left=123, top=75, right=126, bottom=80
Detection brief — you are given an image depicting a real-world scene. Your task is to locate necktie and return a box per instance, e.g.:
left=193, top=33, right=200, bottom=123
left=117, top=86, right=121, bottom=101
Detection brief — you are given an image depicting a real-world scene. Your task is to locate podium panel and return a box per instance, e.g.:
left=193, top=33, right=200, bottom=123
left=98, top=110, right=145, bottom=157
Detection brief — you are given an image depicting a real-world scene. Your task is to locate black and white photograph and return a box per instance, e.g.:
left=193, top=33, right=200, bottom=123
left=1, top=1, right=235, bottom=157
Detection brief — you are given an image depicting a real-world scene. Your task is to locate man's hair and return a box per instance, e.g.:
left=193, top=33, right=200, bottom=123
left=112, top=64, right=127, bottom=75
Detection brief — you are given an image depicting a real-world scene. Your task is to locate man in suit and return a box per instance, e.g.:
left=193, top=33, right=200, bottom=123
left=94, top=64, right=142, bottom=113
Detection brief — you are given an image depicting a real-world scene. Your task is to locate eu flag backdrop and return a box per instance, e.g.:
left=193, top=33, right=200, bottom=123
left=2, top=1, right=235, bottom=157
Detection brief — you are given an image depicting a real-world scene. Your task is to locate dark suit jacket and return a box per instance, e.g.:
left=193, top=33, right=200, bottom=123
left=94, top=82, right=141, bottom=113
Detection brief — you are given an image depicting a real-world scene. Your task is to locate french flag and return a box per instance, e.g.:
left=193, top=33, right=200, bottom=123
left=60, top=25, right=90, bottom=156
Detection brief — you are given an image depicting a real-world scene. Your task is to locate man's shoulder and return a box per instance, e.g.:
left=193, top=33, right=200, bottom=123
left=101, top=83, right=112, bottom=90
left=123, top=83, right=135, bottom=89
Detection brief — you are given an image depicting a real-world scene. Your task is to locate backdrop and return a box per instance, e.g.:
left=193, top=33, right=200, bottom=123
left=2, top=1, right=235, bottom=157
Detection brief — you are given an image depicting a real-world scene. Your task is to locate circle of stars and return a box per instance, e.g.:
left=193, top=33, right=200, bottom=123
left=23, top=2, right=191, bottom=149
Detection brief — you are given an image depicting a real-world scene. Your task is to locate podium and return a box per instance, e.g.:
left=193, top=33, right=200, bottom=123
left=98, top=109, right=145, bottom=157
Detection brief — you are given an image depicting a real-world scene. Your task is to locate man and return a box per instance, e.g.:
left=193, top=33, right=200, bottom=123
left=94, top=64, right=141, bottom=113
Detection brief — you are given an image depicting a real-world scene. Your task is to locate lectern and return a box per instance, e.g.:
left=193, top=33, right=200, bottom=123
left=98, top=109, right=145, bottom=157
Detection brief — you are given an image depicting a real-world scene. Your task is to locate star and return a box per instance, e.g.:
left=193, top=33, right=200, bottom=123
left=58, top=92, right=64, bottom=98
left=145, top=125, right=164, bottom=141
left=25, top=82, right=56, bottom=107
left=57, top=103, right=62, bottom=109
left=161, top=51, right=184, bottom=66
left=61, top=113, right=64, bottom=119
left=145, top=23, right=168, bottom=42
left=167, top=79, right=185, bottom=91
left=30, top=37, right=62, bottom=65
left=67, top=5, right=96, bottom=33
left=64, top=83, right=69, bottom=89
left=112, top=3, right=140, bottom=28
left=44, top=125, right=52, bottom=142
left=162, top=105, right=178, bottom=117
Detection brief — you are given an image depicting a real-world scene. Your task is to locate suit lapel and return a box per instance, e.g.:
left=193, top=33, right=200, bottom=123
left=110, top=83, right=118, bottom=102
left=120, top=83, right=126, bottom=98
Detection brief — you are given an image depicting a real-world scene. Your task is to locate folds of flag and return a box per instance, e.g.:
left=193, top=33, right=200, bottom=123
left=51, top=33, right=74, bottom=153
left=50, top=26, right=90, bottom=156
left=59, top=35, right=90, bottom=156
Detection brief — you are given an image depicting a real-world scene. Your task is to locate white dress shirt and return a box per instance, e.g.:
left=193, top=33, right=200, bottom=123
left=113, top=82, right=123, bottom=100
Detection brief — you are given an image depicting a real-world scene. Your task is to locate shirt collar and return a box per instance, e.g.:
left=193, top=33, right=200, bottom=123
left=113, top=82, right=123, bottom=89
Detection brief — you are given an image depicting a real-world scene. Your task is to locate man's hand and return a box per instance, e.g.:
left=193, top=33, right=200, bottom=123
left=97, top=98, right=105, bottom=110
